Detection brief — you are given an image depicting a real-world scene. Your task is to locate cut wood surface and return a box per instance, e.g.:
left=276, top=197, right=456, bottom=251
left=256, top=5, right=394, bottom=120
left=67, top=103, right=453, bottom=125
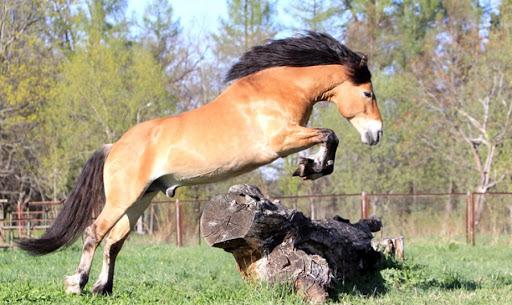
left=201, top=184, right=385, bottom=303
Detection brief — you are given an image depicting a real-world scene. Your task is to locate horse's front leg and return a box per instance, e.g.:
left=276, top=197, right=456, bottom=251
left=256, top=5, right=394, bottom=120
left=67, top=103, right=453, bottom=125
left=272, top=127, right=339, bottom=180
left=292, top=128, right=339, bottom=180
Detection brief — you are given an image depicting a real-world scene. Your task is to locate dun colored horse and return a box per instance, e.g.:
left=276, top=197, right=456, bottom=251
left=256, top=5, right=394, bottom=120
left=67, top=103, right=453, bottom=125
left=18, top=32, right=383, bottom=295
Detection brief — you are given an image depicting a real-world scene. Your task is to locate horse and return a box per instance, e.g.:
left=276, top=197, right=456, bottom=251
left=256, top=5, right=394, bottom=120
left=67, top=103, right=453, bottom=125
left=17, top=32, right=383, bottom=295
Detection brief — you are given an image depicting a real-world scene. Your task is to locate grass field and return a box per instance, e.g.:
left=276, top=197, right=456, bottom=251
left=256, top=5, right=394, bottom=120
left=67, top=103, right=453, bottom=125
left=1, top=238, right=511, bottom=305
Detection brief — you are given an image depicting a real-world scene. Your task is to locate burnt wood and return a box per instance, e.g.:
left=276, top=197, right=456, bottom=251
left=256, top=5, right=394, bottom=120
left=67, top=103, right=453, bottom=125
left=201, top=184, right=383, bottom=304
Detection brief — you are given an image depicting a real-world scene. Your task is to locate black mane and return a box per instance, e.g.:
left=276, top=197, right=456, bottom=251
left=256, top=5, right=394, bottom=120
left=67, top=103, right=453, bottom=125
left=225, top=32, right=371, bottom=84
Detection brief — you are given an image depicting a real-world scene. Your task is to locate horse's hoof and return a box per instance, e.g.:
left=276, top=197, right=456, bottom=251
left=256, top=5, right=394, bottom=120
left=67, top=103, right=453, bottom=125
left=292, top=164, right=305, bottom=177
left=320, top=160, right=334, bottom=176
left=292, top=157, right=314, bottom=177
left=92, top=281, right=113, bottom=296
left=64, top=274, right=84, bottom=294
left=293, top=157, right=332, bottom=180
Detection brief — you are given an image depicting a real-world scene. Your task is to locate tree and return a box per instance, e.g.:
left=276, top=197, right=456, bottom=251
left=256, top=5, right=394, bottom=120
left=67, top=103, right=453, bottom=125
left=274, top=0, right=462, bottom=198
left=139, top=0, right=204, bottom=112
left=289, top=0, right=338, bottom=32
left=213, top=0, right=279, bottom=65
left=140, top=0, right=180, bottom=66
left=38, top=0, right=171, bottom=199
left=0, top=1, right=61, bottom=203
left=412, top=1, right=512, bottom=221
left=44, top=0, right=80, bottom=53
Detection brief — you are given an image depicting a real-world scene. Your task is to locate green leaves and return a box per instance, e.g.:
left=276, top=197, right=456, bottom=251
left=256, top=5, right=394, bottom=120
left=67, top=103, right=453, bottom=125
left=212, top=0, right=278, bottom=65
left=31, top=1, right=176, bottom=199
left=2, top=0, right=512, bottom=202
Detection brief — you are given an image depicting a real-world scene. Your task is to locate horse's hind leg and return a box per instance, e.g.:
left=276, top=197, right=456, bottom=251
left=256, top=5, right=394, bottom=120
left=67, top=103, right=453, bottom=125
left=64, top=185, right=147, bottom=294
left=63, top=223, right=100, bottom=294
left=91, top=192, right=156, bottom=295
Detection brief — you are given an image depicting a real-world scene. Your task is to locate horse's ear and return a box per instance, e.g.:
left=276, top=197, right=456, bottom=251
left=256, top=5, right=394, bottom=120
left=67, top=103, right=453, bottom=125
left=359, top=54, right=368, bottom=67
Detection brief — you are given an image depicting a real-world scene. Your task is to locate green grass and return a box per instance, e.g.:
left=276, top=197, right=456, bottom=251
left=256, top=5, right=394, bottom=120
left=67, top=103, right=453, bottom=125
left=1, top=238, right=511, bottom=305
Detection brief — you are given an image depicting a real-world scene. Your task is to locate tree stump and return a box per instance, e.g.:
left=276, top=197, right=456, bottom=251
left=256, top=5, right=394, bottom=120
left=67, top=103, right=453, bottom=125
left=200, top=184, right=384, bottom=304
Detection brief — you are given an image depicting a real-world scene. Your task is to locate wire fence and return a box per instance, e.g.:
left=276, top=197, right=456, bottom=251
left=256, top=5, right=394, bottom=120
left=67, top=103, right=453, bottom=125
left=1, top=192, right=511, bottom=248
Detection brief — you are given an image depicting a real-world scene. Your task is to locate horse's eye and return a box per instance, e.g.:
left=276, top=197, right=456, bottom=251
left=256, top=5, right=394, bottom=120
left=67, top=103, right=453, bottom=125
left=363, top=91, right=372, bottom=98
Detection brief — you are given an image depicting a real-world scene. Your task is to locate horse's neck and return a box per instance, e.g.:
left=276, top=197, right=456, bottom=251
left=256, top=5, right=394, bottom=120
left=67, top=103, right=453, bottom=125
left=228, top=65, right=348, bottom=125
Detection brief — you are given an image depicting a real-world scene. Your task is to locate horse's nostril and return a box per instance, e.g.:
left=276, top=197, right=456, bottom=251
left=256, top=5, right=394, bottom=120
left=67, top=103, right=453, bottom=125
left=377, top=130, right=383, bottom=142
left=365, top=132, right=371, bottom=144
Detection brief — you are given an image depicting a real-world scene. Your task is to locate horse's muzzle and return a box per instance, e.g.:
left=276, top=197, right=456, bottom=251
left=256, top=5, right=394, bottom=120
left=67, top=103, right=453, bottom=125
left=363, top=129, right=383, bottom=146
left=349, top=117, right=383, bottom=146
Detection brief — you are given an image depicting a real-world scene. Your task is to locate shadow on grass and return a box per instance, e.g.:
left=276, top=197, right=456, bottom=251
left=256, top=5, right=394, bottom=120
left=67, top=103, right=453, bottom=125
left=329, top=270, right=387, bottom=300
left=330, top=256, right=480, bottom=301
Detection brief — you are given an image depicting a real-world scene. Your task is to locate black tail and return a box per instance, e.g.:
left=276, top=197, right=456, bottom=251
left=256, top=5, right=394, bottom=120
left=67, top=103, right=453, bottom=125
left=17, top=145, right=111, bottom=255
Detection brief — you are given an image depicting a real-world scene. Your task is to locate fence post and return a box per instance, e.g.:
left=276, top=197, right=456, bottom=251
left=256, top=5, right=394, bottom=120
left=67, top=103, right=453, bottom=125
left=135, top=215, right=144, bottom=234
left=17, top=202, right=23, bottom=237
left=466, top=192, right=475, bottom=246
left=176, top=199, right=183, bottom=247
left=361, top=192, right=369, bottom=219
left=26, top=219, right=31, bottom=238
left=0, top=200, right=5, bottom=245
left=8, top=208, right=13, bottom=246
left=197, top=201, right=201, bottom=246
left=309, top=198, right=316, bottom=220
left=149, top=205, right=154, bottom=235
left=394, top=236, right=405, bottom=260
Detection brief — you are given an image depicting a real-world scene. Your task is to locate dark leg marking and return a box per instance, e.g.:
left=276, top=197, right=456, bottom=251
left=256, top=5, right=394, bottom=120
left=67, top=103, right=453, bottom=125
left=293, top=128, right=339, bottom=180
left=91, top=238, right=125, bottom=295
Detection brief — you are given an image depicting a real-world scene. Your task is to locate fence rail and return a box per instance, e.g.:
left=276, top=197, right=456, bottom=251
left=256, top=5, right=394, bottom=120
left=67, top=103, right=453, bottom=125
left=1, top=192, right=511, bottom=248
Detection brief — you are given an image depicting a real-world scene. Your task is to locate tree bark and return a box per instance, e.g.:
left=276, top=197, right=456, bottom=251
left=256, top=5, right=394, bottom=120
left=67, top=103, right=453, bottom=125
left=201, top=184, right=383, bottom=304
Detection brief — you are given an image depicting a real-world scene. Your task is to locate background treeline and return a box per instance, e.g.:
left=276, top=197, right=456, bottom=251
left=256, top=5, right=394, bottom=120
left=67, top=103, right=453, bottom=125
left=1, top=0, right=511, bottom=209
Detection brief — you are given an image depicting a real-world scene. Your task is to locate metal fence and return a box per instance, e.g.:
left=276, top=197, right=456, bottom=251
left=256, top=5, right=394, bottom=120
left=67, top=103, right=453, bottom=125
left=1, top=192, right=511, bottom=248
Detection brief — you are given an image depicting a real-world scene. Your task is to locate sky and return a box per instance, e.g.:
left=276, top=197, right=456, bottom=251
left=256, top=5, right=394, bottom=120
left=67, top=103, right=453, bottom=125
left=128, top=0, right=503, bottom=39
left=127, top=0, right=296, bottom=37
left=127, top=1, right=226, bottom=35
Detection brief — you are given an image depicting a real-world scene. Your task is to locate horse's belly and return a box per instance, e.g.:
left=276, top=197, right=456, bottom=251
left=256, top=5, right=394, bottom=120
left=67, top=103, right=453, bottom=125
left=154, top=149, right=277, bottom=188
left=182, top=157, right=274, bottom=183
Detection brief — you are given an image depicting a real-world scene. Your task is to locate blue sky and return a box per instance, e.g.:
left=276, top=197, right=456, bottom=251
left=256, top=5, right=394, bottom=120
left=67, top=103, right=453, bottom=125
left=128, top=1, right=226, bottom=34
left=128, top=0, right=503, bottom=38
left=127, top=0, right=296, bottom=36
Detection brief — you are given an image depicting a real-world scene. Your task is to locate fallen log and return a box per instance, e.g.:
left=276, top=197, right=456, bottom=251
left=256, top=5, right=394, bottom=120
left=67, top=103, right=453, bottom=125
left=200, top=184, right=385, bottom=303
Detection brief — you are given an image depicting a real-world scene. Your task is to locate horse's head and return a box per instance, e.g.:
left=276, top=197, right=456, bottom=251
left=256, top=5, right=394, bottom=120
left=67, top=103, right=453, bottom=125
left=331, top=80, right=382, bottom=145
left=326, top=59, right=383, bottom=146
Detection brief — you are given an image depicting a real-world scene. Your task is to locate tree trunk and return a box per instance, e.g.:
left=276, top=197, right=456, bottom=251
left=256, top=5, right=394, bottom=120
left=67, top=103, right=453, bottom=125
left=200, top=184, right=384, bottom=304
left=475, top=186, right=487, bottom=226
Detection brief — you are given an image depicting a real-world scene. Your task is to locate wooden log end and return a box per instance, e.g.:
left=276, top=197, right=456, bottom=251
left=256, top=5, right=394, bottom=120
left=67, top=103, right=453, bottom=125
left=200, top=193, right=257, bottom=247
left=372, top=236, right=405, bottom=260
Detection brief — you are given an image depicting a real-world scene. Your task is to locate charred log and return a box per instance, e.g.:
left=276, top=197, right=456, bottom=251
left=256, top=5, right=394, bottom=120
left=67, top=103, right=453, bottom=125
left=201, top=184, right=385, bottom=303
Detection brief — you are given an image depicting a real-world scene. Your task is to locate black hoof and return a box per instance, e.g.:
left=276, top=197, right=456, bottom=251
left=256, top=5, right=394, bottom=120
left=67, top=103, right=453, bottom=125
left=292, top=158, right=315, bottom=178
left=92, top=282, right=113, bottom=296
left=292, top=158, right=333, bottom=180
left=321, top=160, right=334, bottom=176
